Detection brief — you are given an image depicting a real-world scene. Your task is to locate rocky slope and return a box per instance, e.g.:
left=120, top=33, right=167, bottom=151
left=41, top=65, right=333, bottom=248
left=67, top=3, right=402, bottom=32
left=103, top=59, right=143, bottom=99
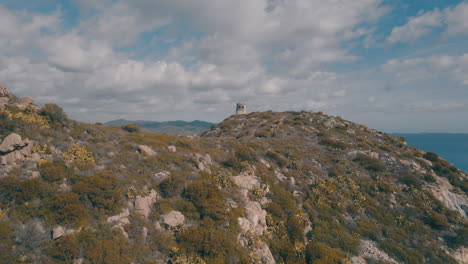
left=105, top=119, right=214, bottom=136
left=0, top=86, right=467, bottom=264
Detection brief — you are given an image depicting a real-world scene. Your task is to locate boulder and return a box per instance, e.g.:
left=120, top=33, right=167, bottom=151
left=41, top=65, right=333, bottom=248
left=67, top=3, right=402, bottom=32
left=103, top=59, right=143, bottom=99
left=107, top=209, right=130, bottom=225
left=167, top=145, right=177, bottom=152
left=161, top=211, right=185, bottom=229
left=238, top=201, right=267, bottom=236
left=153, top=171, right=171, bottom=182
left=137, top=145, right=157, bottom=156
left=231, top=173, right=260, bottom=191
left=0, top=133, right=33, bottom=165
left=194, top=153, right=212, bottom=173
left=0, top=133, right=23, bottom=153
left=0, top=84, right=12, bottom=98
left=134, top=191, right=158, bottom=218
left=52, top=226, right=65, bottom=240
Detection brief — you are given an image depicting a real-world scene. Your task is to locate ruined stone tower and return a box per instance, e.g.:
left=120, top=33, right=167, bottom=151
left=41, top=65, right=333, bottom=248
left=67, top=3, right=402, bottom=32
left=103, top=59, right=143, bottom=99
left=236, top=102, right=247, bottom=115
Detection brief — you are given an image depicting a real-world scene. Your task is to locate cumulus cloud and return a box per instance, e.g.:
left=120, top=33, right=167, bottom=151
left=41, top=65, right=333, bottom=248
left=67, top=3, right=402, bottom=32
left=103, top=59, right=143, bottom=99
left=0, top=0, right=467, bottom=132
left=382, top=53, right=468, bottom=86
left=387, top=1, right=468, bottom=43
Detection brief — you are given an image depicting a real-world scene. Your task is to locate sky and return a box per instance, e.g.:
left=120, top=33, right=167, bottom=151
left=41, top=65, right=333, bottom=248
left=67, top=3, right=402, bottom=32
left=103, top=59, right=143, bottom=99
left=0, top=0, right=467, bottom=133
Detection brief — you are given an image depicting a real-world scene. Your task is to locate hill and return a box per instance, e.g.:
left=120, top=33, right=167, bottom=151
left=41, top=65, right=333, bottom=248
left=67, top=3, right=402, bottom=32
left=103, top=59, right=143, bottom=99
left=393, top=133, right=468, bottom=172
left=105, top=119, right=214, bottom=136
left=0, top=85, right=467, bottom=264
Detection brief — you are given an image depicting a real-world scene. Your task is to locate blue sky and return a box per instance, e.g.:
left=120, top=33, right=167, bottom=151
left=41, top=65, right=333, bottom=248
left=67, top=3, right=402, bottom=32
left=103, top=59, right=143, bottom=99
left=0, top=0, right=467, bottom=132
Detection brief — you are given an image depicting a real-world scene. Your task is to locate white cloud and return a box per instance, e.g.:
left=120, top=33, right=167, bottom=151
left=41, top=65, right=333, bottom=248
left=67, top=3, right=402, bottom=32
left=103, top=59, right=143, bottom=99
left=0, top=5, right=60, bottom=53
left=382, top=53, right=468, bottom=86
left=387, top=1, right=468, bottom=43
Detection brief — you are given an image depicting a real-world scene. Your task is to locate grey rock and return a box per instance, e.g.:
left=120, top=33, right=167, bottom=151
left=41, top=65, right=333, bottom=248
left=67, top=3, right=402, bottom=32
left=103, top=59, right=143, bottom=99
left=153, top=171, right=170, bottom=182
left=194, top=153, right=212, bottom=173
left=161, top=211, right=185, bottom=229
left=107, top=209, right=131, bottom=225
left=0, top=133, right=23, bottom=153
left=134, top=191, right=158, bottom=219
left=430, top=176, right=468, bottom=218
left=167, top=145, right=177, bottom=152
left=137, top=145, right=157, bottom=156
left=0, top=83, right=12, bottom=98
left=52, top=226, right=65, bottom=240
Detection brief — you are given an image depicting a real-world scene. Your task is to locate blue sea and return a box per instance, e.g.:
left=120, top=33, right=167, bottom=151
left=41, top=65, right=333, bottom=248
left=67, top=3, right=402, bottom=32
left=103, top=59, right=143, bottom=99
left=393, top=133, right=468, bottom=172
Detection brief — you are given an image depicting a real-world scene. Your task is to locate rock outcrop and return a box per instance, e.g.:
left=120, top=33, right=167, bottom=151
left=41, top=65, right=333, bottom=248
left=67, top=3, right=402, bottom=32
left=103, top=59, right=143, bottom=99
left=161, top=211, right=185, bottom=229
left=351, top=240, right=399, bottom=264
left=194, top=153, right=212, bottom=173
left=107, top=208, right=131, bottom=225
left=0, top=84, right=38, bottom=109
left=430, top=176, right=468, bottom=218
left=134, top=190, right=158, bottom=218
left=167, top=145, right=177, bottom=152
left=0, top=133, right=33, bottom=165
left=137, top=145, right=157, bottom=156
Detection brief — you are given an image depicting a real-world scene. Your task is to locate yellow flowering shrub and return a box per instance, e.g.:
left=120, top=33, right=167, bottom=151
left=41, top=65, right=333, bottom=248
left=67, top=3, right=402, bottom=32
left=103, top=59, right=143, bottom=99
left=5, top=110, right=50, bottom=129
left=63, top=144, right=95, bottom=170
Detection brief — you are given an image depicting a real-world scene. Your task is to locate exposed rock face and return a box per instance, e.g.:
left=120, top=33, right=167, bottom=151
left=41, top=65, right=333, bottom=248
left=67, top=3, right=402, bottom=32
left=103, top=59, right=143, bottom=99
left=137, top=145, right=157, bottom=156
left=347, top=150, right=379, bottom=160
left=167, top=145, right=177, bottom=152
left=161, top=211, right=185, bottom=229
left=450, top=247, right=468, bottom=264
left=430, top=176, right=468, bottom=217
left=0, top=83, right=12, bottom=98
left=51, top=225, right=77, bottom=240
left=238, top=201, right=267, bottom=236
left=107, top=208, right=131, bottom=225
left=153, top=171, right=170, bottom=183
left=134, top=190, right=158, bottom=218
left=194, top=153, right=212, bottom=173
left=52, top=226, right=65, bottom=240
left=0, top=133, right=33, bottom=165
left=231, top=171, right=274, bottom=263
left=0, top=84, right=38, bottom=109
left=351, top=240, right=399, bottom=264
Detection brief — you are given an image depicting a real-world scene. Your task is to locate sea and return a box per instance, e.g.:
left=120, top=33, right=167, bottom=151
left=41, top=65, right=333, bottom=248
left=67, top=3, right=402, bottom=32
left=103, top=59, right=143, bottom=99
left=393, top=133, right=468, bottom=173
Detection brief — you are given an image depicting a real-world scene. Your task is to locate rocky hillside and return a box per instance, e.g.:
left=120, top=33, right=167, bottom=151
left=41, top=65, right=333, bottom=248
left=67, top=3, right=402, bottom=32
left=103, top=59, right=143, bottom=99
left=105, top=119, right=214, bottom=136
left=0, top=85, right=467, bottom=264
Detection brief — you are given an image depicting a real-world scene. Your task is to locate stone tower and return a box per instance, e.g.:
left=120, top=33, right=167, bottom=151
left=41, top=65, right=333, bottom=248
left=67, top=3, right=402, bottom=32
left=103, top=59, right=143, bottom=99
left=236, top=102, right=247, bottom=115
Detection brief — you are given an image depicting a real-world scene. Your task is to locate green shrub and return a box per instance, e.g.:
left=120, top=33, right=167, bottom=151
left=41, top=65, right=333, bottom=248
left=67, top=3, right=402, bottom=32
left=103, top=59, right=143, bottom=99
left=319, top=137, right=348, bottom=151
left=353, top=154, right=386, bottom=172
left=73, top=171, right=122, bottom=214
left=0, top=177, right=47, bottom=205
left=380, top=240, right=423, bottom=264
left=40, top=103, right=68, bottom=124
left=122, top=124, right=140, bottom=133
left=305, top=242, right=348, bottom=264
left=159, top=175, right=186, bottom=198
left=78, top=226, right=132, bottom=264
left=423, top=152, right=439, bottom=162
left=425, top=212, right=449, bottom=230
left=48, top=192, right=88, bottom=227
left=177, top=223, right=248, bottom=262
left=182, top=180, right=227, bottom=223
left=39, top=159, right=69, bottom=182
left=266, top=150, right=288, bottom=167
left=47, top=234, right=80, bottom=264
left=0, top=220, right=15, bottom=263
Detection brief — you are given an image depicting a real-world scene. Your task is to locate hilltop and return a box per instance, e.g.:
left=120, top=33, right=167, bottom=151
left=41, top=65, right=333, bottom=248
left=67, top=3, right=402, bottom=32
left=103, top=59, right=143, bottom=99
left=0, top=85, right=467, bottom=264
left=105, top=119, right=214, bottom=136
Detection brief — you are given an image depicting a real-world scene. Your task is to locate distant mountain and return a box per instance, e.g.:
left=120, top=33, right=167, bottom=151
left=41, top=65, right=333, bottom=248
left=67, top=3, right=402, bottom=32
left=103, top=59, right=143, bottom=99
left=105, top=119, right=215, bottom=135
left=394, top=133, right=468, bottom=172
